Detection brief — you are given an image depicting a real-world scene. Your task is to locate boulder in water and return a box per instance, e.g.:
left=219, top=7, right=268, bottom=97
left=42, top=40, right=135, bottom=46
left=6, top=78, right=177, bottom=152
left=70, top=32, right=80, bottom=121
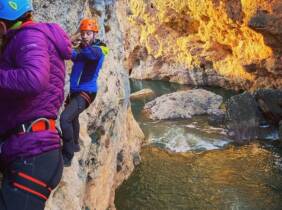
left=225, top=92, right=262, bottom=141
left=130, top=88, right=154, bottom=100
left=143, top=89, right=223, bottom=120
left=254, top=89, right=282, bottom=125
left=279, top=121, right=282, bottom=142
left=225, top=89, right=282, bottom=142
left=208, top=109, right=225, bottom=127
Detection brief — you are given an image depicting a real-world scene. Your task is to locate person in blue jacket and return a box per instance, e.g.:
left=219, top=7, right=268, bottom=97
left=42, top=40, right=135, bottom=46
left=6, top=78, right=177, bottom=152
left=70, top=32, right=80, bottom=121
left=60, top=18, right=109, bottom=166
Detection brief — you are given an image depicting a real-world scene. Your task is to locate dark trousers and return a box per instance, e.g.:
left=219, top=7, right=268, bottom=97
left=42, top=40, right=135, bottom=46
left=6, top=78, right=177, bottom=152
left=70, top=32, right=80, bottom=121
left=0, top=149, right=63, bottom=210
left=60, top=94, right=91, bottom=160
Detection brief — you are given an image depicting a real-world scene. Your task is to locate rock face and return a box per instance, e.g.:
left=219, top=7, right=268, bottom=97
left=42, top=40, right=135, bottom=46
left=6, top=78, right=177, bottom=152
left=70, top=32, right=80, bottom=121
left=31, top=1, right=144, bottom=210
left=33, top=0, right=87, bottom=33
left=143, top=89, right=223, bottom=120
left=247, top=1, right=282, bottom=89
left=117, top=0, right=282, bottom=90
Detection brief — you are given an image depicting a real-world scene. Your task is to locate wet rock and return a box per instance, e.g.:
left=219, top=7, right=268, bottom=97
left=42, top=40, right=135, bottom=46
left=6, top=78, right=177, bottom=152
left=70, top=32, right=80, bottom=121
left=225, top=92, right=261, bottom=141
left=279, top=121, right=282, bottom=141
left=143, top=89, right=223, bottom=120
left=254, top=89, right=282, bottom=125
left=225, top=90, right=282, bottom=142
left=132, top=152, right=141, bottom=166
left=130, top=88, right=154, bottom=100
left=208, top=109, right=225, bottom=127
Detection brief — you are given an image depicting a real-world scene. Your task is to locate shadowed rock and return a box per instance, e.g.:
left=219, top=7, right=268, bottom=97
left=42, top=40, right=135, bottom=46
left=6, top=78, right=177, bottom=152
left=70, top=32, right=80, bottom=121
left=254, top=89, right=282, bottom=125
left=225, top=92, right=261, bottom=141
left=225, top=89, right=282, bottom=142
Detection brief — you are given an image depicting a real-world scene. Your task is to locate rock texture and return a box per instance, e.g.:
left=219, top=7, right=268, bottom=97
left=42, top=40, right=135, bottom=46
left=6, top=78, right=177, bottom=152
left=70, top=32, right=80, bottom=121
left=254, top=89, right=282, bottom=125
left=33, top=0, right=87, bottom=33
left=225, top=92, right=262, bottom=141
left=279, top=121, right=282, bottom=142
left=143, top=89, right=223, bottom=120
left=31, top=1, right=144, bottom=210
left=225, top=89, right=282, bottom=142
left=117, top=0, right=282, bottom=90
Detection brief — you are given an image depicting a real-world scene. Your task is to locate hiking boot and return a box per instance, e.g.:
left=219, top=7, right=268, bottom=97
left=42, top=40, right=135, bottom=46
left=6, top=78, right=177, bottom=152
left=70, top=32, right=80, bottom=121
left=74, top=143, right=80, bottom=152
left=63, top=155, right=72, bottom=167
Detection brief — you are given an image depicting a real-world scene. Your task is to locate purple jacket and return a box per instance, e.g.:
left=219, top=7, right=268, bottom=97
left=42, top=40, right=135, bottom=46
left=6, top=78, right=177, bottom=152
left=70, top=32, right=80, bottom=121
left=0, top=22, right=71, bottom=164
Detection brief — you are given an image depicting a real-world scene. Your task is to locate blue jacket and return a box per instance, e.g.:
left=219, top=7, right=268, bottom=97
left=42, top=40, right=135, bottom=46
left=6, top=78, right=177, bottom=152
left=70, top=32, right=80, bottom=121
left=70, top=40, right=108, bottom=93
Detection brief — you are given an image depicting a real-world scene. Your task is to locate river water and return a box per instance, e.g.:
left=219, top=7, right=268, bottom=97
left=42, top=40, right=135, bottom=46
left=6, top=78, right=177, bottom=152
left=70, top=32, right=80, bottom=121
left=115, top=79, right=282, bottom=210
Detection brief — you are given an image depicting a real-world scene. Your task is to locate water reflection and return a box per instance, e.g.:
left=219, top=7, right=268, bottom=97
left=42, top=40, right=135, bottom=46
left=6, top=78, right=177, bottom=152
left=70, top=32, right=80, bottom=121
left=116, top=145, right=282, bottom=210
left=115, top=79, right=282, bottom=210
left=130, top=79, right=234, bottom=152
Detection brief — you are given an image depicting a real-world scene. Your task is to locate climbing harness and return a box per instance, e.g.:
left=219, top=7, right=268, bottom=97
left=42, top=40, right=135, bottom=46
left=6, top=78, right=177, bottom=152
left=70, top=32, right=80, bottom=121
left=15, top=118, right=56, bottom=133
left=0, top=118, right=57, bottom=140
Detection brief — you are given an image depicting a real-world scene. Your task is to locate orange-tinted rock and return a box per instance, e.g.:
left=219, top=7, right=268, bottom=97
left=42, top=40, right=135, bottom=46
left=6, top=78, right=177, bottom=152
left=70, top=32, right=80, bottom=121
left=118, top=0, right=282, bottom=90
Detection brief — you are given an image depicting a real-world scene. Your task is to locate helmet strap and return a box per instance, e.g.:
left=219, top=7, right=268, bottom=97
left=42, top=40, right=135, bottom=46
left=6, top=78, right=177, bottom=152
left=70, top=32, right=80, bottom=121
left=0, top=21, right=7, bottom=35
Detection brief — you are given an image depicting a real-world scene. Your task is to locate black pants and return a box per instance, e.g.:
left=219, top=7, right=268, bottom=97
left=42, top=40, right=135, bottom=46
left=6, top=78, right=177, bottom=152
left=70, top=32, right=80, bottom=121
left=0, top=149, right=63, bottom=210
left=60, top=94, right=94, bottom=161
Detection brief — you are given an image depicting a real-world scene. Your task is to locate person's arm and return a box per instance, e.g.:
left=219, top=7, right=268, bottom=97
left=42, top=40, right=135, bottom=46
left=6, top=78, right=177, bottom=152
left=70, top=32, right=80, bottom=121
left=76, top=46, right=103, bottom=61
left=71, top=49, right=79, bottom=61
left=0, top=30, right=50, bottom=96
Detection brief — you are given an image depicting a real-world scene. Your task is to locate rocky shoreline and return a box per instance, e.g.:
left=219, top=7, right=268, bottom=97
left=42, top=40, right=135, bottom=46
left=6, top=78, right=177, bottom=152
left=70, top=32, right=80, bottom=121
left=139, top=86, right=282, bottom=144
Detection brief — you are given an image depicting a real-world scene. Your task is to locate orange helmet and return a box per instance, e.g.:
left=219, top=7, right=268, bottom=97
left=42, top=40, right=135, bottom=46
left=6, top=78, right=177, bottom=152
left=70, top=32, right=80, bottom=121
left=79, top=19, right=99, bottom=32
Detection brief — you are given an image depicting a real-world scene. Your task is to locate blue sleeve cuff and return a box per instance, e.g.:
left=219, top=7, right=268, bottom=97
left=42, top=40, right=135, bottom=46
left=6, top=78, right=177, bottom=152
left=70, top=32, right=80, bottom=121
left=71, top=49, right=78, bottom=60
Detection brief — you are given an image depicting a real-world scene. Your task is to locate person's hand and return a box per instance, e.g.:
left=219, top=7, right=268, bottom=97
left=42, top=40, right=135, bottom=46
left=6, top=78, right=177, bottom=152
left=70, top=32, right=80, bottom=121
left=71, top=33, right=81, bottom=48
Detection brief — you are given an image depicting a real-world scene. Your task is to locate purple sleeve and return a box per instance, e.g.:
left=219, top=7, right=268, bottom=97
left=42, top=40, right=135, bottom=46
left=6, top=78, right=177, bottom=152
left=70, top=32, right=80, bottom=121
left=0, top=30, right=50, bottom=96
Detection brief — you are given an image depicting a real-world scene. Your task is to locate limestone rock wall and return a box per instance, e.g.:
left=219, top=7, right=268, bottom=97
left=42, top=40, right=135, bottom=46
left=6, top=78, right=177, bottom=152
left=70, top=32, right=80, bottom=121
left=32, top=1, right=144, bottom=210
left=118, top=0, right=282, bottom=90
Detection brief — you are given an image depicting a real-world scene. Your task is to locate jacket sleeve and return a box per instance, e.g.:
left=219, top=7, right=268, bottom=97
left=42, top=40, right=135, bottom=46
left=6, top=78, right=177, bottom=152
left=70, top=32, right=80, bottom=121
left=76, top=46, right=103, bottom=61
left=71, top=49, right=79, bottom=61
left=0, top=29, right=50, bottom=96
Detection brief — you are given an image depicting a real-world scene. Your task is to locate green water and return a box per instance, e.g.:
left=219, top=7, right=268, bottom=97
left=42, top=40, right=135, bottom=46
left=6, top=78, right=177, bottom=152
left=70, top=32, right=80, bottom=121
left=115, top=79, right=282, bottom=210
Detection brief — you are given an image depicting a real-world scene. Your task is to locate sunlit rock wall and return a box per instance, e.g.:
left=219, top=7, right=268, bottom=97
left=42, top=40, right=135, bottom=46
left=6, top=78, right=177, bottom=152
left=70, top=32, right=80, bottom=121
left=119, top=0, right=282, bottom=90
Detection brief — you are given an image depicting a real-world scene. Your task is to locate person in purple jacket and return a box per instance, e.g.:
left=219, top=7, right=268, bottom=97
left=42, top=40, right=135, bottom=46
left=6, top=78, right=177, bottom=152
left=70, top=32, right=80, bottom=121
left=0, top=1, right=71, bottom=209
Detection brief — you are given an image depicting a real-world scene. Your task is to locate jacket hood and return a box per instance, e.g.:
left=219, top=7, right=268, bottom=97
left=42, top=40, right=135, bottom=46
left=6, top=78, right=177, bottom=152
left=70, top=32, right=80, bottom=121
left=7, top=22, right=72, bottom=60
